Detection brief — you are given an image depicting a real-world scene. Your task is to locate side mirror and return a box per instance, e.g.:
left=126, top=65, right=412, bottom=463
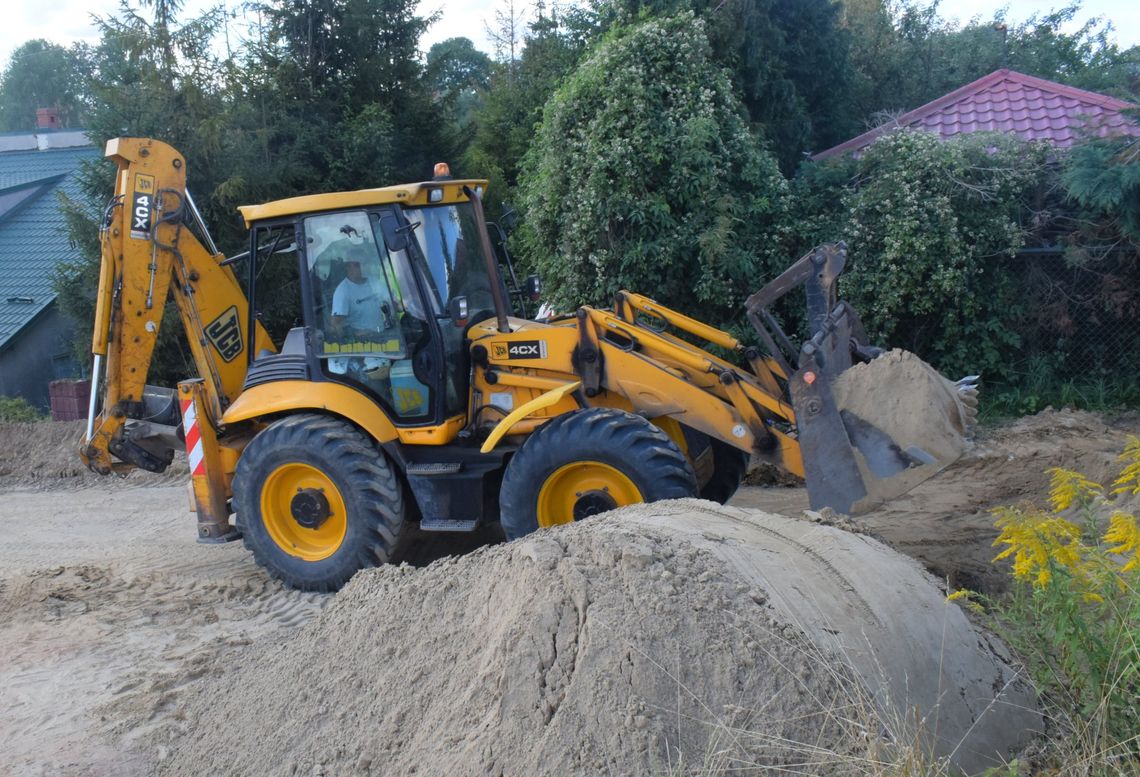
left=449, top=296, right=469, bottom=328
left=526, top=274, right=541, bottom=302
left=500, top=203, right=519, bottom=235
left=378, top=210, right=409, bottom=252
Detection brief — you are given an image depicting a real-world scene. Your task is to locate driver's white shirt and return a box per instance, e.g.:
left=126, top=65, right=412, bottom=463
left=332, top=277, right=387, bottom=331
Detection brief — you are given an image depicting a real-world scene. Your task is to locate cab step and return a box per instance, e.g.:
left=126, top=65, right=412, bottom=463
left=406, top=462, right=463, bottom=476
left=419, top=517, right=479, bottom=532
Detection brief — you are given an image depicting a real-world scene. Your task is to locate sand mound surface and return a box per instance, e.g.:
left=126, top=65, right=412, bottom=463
left=833, top=348, right=973, bottom=465
left=0, top=421, right=187, bottom=492
left=853, top=407, right=1140, bottom=592
left=137, top=502, right=1036, bottom=777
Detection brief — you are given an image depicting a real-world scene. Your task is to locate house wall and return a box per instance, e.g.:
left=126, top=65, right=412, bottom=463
left=0, top=304, right=81, bottom=408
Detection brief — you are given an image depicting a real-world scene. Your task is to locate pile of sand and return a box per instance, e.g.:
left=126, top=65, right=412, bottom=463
left=829, top=349, right=976, bottom=509
left=853, top=407, right=1140, bottom=592
left=129, top=502, right=1037, bottom=776
left=833, top=348, right=973, bottom=465
left=0, top=421, right=186, bottom=492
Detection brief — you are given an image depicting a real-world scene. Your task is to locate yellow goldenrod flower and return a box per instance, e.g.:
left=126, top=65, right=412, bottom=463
left=992, top=503, right=1086, bottom=589
left=1046, top=467, right=1103, bottom=513
left=1104, top=511, right=1140, bottom=572
left=946, top=589, right=971, bottom=602
left=1111, top=436, right=1140, bottom=496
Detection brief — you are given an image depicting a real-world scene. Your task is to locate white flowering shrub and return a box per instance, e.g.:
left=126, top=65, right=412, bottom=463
left=518, top=13, right=789, bottom=325
left=802, top=130, right=1051, bottom=379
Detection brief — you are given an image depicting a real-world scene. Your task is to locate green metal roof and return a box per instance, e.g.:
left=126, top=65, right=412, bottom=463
left=0, top=144, right=99, bottom=350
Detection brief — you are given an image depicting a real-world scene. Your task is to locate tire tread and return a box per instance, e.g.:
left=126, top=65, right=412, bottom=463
left=499, top=408, right=697, bottom=540
left=232, top=413, right=404, bottom=592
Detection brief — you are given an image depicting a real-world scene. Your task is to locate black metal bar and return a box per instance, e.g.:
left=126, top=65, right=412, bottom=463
left=462, top=186, right=511, bottom=333
left=748, top=310, right=793, bottom=377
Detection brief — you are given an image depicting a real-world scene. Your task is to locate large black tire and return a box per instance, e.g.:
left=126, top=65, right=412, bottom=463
left=499, top=408, right=698, bottom=540
left=699, top=437, right=750, bottom=504
left=233, top=414, right=404, bottom=592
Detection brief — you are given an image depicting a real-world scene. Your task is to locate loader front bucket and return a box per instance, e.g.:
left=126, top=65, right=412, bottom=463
left=791, top=339, right=978, bottom=513
left=747, top=244, right=978, bottom=514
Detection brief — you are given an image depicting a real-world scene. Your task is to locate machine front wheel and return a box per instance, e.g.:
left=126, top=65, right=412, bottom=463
left=233, top=413, right=404, bottom=592
left=498, top=408, right=698, bottom=540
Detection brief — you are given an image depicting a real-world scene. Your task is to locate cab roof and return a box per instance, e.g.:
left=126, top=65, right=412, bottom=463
left=237, top=178, right=490, bottom=227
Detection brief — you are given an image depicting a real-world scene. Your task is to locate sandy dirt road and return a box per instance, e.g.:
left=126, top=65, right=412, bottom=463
left=0, top=486, right=327, bottom=776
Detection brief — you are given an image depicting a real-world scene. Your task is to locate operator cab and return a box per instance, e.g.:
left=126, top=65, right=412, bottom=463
left=239, top=181, right=507, bottom=432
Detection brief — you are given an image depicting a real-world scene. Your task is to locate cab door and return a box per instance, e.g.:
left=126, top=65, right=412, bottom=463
left=301, top=209, right=441, bottom=425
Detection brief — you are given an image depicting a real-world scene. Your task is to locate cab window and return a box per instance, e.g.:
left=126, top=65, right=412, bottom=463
left=404, top=203, right=497, bottom=322
left=247, top=225, right=302, bottom=352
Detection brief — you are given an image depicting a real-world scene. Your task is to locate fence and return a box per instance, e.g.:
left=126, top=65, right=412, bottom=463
left=1001, top=248, right=1140, bottom=402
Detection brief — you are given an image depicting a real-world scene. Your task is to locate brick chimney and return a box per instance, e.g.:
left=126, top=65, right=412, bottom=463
left=35, top=108, right=60, bottom=130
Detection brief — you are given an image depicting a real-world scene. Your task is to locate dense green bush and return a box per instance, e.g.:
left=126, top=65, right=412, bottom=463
left=0, top=396, right=45, bottom=422
left=518, top=13, right=789, bottom=325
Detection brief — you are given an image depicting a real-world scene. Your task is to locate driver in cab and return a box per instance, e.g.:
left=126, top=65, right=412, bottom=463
left=331, top=258, right=395, bottom=340
left=325, top=226, right=400, bottom=383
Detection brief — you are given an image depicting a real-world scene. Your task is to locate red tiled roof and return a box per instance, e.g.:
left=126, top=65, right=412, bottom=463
left=813, top=69, right=1139, bottom=160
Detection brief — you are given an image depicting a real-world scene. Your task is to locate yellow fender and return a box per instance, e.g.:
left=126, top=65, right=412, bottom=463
left=480, top=381, right=581, bottom=454
left=222, top=380, right=399, bottom=444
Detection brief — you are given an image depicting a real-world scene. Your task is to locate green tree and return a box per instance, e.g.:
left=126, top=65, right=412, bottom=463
left=840, top=0, right=1137, bottom=127
left=1063, top=133, right=1140, bottom=246
left=248, top=0, right=446, bottom=187
left=0, top=40, right=91, bottom=131
left=518, top=13, right=789, bottom=324
left=427, top=37, right=492, bottom=98
left=578, top=0, right=857, bottom=170
left=426, top=37, right=493, bottom=134
left=462, top=3, right=586, bottom=214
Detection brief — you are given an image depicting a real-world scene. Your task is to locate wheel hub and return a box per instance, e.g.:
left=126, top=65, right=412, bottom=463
left=290, top=488, right=331, bottom=529
left=572, top=489, right=618, bottom=521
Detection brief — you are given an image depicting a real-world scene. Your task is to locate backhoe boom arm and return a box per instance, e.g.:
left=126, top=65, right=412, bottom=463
left=81, top=138, right=272, bottom=475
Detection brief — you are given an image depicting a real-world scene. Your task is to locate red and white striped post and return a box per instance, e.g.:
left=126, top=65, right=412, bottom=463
left=178, top=379, right=234, bottom=542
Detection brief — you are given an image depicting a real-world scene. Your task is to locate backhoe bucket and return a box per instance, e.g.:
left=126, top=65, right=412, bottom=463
left=747, top=244, right=978, bottom=514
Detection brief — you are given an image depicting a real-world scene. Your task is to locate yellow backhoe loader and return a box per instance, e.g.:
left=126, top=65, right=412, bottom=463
left=81, top=138, right=976, bottom=591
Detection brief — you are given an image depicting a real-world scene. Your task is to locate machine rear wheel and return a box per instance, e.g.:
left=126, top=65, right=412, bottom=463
left=499, top=408, right=698, bottom=540
left=233, top=414, right=404, bottom=592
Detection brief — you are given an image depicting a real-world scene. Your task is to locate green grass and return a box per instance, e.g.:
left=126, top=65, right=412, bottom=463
left=981, top=376, right=1140, bottom=420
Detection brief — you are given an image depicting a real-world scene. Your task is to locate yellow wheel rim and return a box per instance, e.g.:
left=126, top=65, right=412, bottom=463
left=536, top=461, right=643, bottom=528
left=260, top=462, right=348, bottom=561
left=651, top=416, right=688, bottom=455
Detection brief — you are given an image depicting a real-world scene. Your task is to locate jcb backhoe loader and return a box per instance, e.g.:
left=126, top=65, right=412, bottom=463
left=81, top=138, right=976, bottom=591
